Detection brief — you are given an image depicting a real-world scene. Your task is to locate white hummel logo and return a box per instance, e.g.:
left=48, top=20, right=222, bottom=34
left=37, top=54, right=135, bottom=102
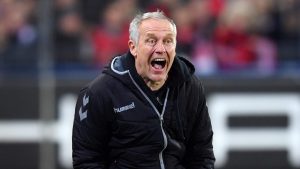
left=113, top=102, right=135, bottom=113
left=79, top=94, right=89, bottom=121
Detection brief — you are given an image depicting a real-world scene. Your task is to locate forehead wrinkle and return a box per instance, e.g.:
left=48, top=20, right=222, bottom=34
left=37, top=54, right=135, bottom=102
left=143, top=28, right=174, bottom=33
left=140, top=19, right=175, bottom=33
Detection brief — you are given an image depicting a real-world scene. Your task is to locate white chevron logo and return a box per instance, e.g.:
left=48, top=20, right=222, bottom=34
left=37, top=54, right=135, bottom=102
left=79, top=107, right=87, bottom=121
left=83, top=94, right=89, bottom=106
left=79, top=94, right=89, bottom=121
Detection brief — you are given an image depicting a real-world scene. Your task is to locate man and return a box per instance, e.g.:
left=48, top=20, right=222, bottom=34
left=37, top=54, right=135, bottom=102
left=72, top=11, right=215, bottom=169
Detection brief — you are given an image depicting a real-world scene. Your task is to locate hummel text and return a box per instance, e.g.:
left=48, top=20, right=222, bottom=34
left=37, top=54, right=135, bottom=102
left=114, top=102, right=135, bottom=113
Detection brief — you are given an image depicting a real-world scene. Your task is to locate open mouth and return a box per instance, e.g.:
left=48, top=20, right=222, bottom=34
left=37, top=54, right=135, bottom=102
left=151, top=58, right=167, bottom=69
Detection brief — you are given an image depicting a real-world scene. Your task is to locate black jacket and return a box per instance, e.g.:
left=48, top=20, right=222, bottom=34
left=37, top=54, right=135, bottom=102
left=72, top=52, right=215, bottom=169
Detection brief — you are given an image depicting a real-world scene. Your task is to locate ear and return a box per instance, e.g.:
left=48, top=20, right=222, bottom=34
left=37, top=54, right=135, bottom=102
left=128, top=40, right=137, bottom=58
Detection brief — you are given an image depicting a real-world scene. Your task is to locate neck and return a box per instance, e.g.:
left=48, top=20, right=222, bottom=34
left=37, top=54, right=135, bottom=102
left=143, top=78, right=166, bottom=91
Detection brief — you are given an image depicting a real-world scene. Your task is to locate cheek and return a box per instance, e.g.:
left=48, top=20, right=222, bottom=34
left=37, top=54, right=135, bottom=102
left=137, top=49, right=152, bottom=64
left=167, top=49, right=176, bottom=60
left=166, top=45, right=176, bottom=54
left=136, top=57, right=149, bottom=69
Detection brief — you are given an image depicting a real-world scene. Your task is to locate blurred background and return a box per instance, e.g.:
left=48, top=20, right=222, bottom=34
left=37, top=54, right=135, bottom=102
left=0, top=0, right=299, bottom=169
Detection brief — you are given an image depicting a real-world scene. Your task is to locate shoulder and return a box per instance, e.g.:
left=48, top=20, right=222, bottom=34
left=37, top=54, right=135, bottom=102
left=181, top=75, right=205, bottom=96
left=178, top=75, right=207, bottom=117
left=76, top=73, right=116, bottom=105
left=82, top=73, right=116, bottom=95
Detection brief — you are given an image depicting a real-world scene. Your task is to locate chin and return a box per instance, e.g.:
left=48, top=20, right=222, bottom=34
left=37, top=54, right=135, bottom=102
left=149, top=74, right=167, bottom=83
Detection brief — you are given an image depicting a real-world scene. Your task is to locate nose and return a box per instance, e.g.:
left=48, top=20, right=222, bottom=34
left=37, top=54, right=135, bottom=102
left=154, top=41, right=166, bottom=54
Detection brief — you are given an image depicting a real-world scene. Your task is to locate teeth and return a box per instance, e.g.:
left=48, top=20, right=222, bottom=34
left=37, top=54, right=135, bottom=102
left=151, top=58, right=166, bottom=69
left=154, top=58, right=165, bottom=61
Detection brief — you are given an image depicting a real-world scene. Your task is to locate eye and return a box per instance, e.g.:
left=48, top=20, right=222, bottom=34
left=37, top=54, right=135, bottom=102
left=146, top=38, right=156, bottom=46
left=164, top=39, right=174, bottom=45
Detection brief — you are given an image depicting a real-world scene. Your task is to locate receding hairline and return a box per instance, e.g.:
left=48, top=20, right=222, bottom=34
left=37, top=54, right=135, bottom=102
left=139, top=18, right=177, bottom=33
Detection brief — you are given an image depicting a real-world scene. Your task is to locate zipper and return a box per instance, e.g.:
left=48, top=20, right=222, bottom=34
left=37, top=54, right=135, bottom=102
left=128, top=72, right=169, bottom=169
left=159, top=90, right=169, bottom=169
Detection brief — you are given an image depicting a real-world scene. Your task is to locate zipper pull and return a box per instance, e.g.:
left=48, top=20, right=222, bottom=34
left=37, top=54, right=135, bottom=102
left=160, top=116, right=164, bottom=122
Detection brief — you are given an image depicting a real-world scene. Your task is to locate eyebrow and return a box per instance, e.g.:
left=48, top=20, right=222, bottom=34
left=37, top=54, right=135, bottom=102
left=145, top=33, right=156, bottom=38
left=146, top=33, right=175, bottom=38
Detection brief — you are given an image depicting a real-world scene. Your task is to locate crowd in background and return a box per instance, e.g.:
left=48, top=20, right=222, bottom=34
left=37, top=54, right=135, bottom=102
left=1, top=0, right=300, bottom=76
left=0, top=0, right=38, bottom=70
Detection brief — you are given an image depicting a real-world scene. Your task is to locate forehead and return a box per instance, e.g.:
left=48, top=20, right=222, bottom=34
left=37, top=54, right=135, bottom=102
left=139, top=18, right=175, bottom=36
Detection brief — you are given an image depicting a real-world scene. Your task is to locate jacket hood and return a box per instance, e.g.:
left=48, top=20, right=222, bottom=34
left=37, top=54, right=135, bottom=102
left=103, top=52, right=194, bottom=141
left=103, top=51, right=195, bottom=88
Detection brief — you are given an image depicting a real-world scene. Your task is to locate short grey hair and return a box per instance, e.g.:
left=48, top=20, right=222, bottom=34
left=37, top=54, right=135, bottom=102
left=129, top=10, right=177, bottom=44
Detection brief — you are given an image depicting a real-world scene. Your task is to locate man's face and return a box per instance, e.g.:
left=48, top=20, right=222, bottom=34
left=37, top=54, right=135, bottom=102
left=129, top=18, right=176, bottom=85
